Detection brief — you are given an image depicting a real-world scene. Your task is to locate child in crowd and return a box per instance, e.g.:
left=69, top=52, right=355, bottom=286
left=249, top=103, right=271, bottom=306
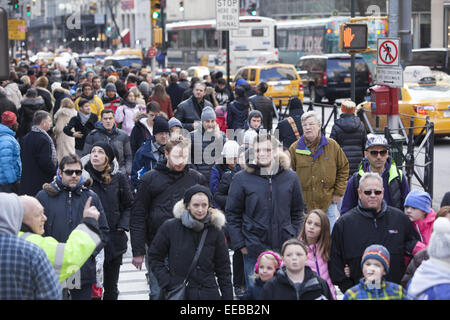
left=260, top=239, right=333, bottom=300
left=343, top=244, right=407, bottom=300
left=240, top=250, right=282, bottom=300
left=404, top=189, right=437, bottom=251
left=298, top=209, right=337, bottom=299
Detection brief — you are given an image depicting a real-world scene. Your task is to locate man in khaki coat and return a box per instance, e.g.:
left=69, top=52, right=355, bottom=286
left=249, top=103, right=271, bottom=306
left=289, top=111, right=349, bottom=231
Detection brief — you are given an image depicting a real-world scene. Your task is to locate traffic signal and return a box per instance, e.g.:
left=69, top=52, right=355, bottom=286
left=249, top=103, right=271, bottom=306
left=26, top=4, right=31, bottom=16
left=8, top=0, right=19, bottom=10
left=179, top=1, right=184, bottom=12
left=339, top=23, right=368, bottom=51
left=248, top=3, right=257, bottom=16
left=151, top=0, right=161, bottom=25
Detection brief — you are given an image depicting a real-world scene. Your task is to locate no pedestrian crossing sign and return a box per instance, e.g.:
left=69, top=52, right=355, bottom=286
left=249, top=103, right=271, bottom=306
left=216, top=0, right=239, bottom=31
left=377, top=38, right=400, bottom=66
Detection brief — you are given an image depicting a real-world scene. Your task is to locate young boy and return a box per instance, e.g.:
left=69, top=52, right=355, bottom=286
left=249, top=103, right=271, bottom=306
left=343, top=244, right=407, bottom=300
left=243, top=110, right=264, bottom=147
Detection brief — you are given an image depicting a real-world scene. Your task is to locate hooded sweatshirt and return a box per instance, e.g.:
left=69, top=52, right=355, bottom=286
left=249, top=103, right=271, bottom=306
left=0, top=192, right=23, bottom=235
left=407, top=258, right=450, bottom=299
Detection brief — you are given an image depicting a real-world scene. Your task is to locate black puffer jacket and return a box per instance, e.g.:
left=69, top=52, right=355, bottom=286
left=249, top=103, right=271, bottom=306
left=149, top=200, right=233, bottom=300
left=329, top=200, right=420, bottom=294
left=36, top=177, right=109, bottom=286
left=130, top=158, right=207, bottom=257
left=226, top=152, right=305, bottom=258
left=175, top=96, right=213, bottom=131
left=227, top=97, right=250, bottom=130
left=260, top=266, right=333, bottom=300
left=83, top=158, right=133, bottom=263
left=17, top=97, right=46, bottom=139
left=329, top=113, right=367, bottom=176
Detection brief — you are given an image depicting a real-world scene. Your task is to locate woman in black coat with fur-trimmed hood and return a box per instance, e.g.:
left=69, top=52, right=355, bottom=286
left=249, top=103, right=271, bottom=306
left=149, top=185, right=233, bottom=300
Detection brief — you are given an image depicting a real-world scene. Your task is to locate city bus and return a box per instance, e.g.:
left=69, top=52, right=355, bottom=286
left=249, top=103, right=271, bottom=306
left=165, top=16, right=278, bottom=74
left=276, top=16, right=388, bottom=75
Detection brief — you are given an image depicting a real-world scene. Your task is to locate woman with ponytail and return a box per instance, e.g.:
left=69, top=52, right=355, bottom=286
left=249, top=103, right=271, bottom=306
left=82, top=142, right=134, bottom=300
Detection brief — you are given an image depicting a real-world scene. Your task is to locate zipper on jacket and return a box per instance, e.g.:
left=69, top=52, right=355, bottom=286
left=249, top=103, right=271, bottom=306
left=268, top=177, right=272, bottom=201
left=416, top=224, right=423, bottom=242
left=67, top=191, right=73, bottom=226
left=373, top=218, right=378, bottom=229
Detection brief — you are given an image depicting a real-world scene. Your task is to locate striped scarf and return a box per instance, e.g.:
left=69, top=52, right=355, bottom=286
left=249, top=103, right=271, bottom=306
left=31, top=125, right=57, bottom=167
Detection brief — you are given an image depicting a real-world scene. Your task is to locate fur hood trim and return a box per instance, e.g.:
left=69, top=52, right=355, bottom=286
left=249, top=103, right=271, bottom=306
left=172, top=199, right=226, bottom=230
left=242, top=147, right=291, bottom=174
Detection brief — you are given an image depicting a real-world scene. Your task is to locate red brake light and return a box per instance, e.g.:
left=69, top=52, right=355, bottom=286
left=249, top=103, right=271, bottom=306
left=413, top=105, right=435, bottom=115
left=322, top=72, right=327, bottom=85
left=299, top=83, right=303, bottom=91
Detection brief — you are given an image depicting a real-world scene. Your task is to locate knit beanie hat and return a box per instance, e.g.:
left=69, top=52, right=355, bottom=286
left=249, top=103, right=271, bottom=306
left=92, top=141, right=116, bottom=165
left=361, top=244, right=390, bottom=274
left=105, top=82, right=117, bottom=92
left=404, top=190, right=432, bottom=214
left=153, top=116, right=169, bottom=135
left=427, top=217, right=450, bottom=262
left=221, top=140, right=240, bottom=158
left=248, top=110, right=263, bottom=122
left=168, top=117, right=182, bottom=130
left=201, top=106, right=216, bottom=121
left=1, top=111, right=17, bottom=127
left=288, top=97, right=303, bottom=110
left=183, top=184, right=213, bottom=206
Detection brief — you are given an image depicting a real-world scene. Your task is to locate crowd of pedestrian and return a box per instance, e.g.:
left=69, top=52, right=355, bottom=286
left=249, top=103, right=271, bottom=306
left=0, top=57, right=449, bottom=301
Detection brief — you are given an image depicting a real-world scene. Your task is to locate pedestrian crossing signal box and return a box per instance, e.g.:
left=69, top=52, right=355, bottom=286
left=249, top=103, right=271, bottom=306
left=339, top=23, right=368, bottom=51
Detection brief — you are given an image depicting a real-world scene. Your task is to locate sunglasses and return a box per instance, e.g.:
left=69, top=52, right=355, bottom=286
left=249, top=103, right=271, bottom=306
left=363, top=190, right=383, bottom=196
left=63, top=169, right=83, bottom=176
left=369, top=150, right=388, bottom=157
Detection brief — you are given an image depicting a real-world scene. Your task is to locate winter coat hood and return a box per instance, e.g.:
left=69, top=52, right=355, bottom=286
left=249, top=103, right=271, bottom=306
left=407, top=258, right=450, bottom=298
left=0, top=123, right=16, bottom=137
left=335, top=113, right=363, bottom=133
left=0, top=192, right=23, bottom=235
left=243, top=147, right=290, bottom=175
left=54, top=106, right=77, bottom=121
left=21, top=96, right=45, bottom=105
left=172, top=199, right=226, bottom=230
left=80, top=153, right=120, bottom=185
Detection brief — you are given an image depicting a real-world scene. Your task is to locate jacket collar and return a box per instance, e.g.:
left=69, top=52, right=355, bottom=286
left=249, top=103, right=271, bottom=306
left=172, top=199, right=226, bottom=230
left=295, top=134, right=328, bottom=161
left=356, top=199, right=388, bottom=219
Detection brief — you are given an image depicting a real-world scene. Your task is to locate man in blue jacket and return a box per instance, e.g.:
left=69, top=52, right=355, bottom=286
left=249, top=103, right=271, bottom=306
left=340, top=134, right=409, bottom=215
left=0, top=111, right=21, bottom=193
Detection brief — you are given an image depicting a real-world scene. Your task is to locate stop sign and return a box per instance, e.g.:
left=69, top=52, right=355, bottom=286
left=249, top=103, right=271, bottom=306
left=148, top=47, right=157, bottom=58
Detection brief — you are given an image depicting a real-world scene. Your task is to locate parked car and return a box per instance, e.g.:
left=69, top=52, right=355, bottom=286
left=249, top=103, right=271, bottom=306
left=234, top=63, right=304, bottom=106
left=406, top=48, right=450, bottom=75
left=295, top=53, right=372, bottom=104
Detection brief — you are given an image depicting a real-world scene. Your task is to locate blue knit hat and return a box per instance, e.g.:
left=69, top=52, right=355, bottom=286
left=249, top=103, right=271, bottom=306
left=404, top=190, right=432, bottom=214
left=361, top=244, right=390, bottom=274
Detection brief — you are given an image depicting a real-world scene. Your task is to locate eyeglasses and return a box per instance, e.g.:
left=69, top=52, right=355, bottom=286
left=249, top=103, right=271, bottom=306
left=63, top=169, right=83, bottom=176
left=369, top=150, right=388, bottom=157
left=363, top=190, right=383, bottom=196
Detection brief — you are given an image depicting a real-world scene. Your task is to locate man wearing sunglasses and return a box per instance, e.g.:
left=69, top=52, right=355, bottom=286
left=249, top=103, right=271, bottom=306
left=36, top=154, right=109, bottom=300
left=329, top=172, right=420, bottom=294
left=340, top=134, right=409, bottom=215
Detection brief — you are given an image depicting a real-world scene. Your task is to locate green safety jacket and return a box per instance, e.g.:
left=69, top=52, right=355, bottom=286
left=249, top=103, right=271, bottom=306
left=18, top=218, right=101, bottom=283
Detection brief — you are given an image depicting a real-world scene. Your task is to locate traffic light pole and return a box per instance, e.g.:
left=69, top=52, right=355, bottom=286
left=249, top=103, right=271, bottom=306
left=350, top=0, right=355, bottom=102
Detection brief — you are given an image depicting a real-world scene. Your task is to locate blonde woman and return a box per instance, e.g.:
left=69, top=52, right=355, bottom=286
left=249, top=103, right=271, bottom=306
left=54, top=98, right=77, bottom=162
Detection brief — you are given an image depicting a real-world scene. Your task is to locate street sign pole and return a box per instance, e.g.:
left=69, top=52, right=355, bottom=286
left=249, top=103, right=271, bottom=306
left=216, top=0, right=239, bottom=88
left=351, top=0, right=355, bottom=102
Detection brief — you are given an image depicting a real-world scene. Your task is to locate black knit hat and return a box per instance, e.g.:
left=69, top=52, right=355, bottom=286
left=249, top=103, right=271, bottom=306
left=183, top=184, right=213, bottom=206
left=153, top=116, right=170, bottom=135
left=92, top=141, right=116, bottom=164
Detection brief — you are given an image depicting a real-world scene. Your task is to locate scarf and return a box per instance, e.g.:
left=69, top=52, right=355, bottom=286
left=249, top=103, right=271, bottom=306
left=181, top=209, right=211, bottom=232
left=304, top=134, right=321, bottom=155
left=81, top=93, right=94, bottom=100
left=32, top=125, right=57, bottom=167
left=124, top=99, right=137, bottom=109
left=78, top=110, right=91, bottom=125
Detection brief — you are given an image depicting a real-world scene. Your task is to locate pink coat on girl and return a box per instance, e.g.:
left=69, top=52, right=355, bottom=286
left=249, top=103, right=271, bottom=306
left=306, top=243, right=337, bottom=300
left=411, top=208, right=437, bottom=254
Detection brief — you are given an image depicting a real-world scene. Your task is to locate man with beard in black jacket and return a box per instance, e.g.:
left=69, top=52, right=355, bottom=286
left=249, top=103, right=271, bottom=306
left=329, top=172, right=420, bottom=294
left=130, top=136, right=206, bottom=300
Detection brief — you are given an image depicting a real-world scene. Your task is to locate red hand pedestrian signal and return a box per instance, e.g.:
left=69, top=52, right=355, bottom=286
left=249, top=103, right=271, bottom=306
left=340, top=23, right=368, bottom=51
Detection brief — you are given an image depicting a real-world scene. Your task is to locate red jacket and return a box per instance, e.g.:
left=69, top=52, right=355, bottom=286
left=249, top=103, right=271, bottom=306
left=148, top=96, right=174, bottom=119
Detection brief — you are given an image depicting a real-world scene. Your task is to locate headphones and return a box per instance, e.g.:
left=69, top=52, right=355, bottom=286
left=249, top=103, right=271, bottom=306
left=254, top=251, right=282, bottom=274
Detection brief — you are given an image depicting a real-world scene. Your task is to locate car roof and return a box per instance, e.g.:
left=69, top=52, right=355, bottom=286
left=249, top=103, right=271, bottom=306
left=238, top=63, right=296, bottom=69
left=106, top=55, right=142, bottom=60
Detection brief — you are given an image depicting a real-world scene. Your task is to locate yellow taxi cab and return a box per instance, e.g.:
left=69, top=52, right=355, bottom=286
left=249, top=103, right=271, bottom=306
left=186, top=66, right=210, bottom=80
left=233, top=63, right=304, bottom=106
left=362, top=70, right=450, bottom=138
left=115, top=48, right=143, bottom=60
